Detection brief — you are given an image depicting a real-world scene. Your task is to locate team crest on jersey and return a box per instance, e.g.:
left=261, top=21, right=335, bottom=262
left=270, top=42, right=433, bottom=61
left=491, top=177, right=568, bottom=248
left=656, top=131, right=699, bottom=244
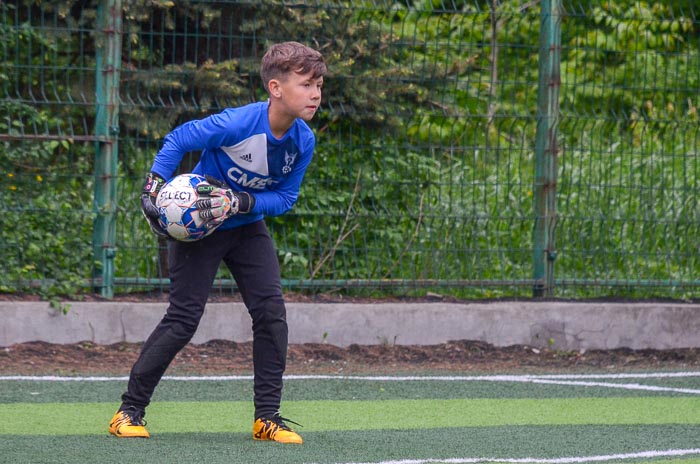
left=282, top=151, right=297, bottom=174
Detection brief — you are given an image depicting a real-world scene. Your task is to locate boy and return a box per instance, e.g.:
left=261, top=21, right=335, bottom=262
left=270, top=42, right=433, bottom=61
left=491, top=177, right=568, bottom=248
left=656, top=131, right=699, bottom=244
left=108, top=41, right=326, bottom=444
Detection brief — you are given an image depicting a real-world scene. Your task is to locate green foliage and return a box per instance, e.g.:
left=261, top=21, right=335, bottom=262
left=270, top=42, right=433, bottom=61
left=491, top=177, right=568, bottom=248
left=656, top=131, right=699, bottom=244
left=0, top=175, right=95, bottom=298
left=0, top=2, right=97, bottom=298
left=553, top=1, right=700, bottom=299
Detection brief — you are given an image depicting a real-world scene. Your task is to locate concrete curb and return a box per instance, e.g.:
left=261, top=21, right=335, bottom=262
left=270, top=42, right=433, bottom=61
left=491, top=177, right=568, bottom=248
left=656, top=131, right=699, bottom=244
left=2, top=301, right=699, bottom=350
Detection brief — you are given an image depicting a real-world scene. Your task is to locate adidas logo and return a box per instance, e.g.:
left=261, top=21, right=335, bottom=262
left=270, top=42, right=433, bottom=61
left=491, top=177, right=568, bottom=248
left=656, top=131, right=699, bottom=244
left=240, top=153, right=253, bottom=162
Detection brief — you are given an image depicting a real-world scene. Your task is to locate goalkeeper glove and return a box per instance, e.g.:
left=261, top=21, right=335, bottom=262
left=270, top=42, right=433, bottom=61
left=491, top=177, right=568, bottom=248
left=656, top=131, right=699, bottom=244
left=140, top=172, right=169, bottom=238
left=196, top=175, right=255, bottom=229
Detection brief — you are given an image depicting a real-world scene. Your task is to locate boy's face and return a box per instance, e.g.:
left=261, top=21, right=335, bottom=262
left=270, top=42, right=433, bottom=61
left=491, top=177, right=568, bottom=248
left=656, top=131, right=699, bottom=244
left=270, top=70, right=323, bottom=122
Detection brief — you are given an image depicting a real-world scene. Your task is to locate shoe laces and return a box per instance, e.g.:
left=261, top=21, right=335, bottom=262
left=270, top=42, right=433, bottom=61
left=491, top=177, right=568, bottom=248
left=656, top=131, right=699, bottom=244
left=267, top=413, right=302, bottom=430
left=121, top=408, right=147, bottom=427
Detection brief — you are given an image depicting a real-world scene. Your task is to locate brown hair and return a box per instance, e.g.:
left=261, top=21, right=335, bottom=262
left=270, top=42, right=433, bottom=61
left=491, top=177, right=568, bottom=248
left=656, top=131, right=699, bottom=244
left=261, top=41, right=327, bottom=92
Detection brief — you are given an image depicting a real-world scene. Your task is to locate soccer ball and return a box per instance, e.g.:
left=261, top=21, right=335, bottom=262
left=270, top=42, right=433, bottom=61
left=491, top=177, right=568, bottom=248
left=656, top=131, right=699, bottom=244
left=156, top=173, right=211, bottom=242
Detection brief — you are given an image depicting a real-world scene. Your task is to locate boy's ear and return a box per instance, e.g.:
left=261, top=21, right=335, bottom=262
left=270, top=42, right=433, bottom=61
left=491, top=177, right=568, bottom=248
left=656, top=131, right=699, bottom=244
left=268, top=79, right=282, bottom=98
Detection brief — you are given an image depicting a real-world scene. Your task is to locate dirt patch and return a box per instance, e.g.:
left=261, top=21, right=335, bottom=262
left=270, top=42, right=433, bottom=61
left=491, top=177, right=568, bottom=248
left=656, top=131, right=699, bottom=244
left=2, top=339, right=699, bottom=376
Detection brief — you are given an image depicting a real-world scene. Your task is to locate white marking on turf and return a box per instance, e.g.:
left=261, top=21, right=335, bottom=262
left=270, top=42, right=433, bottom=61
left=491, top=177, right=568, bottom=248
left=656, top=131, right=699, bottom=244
left=525, top=378, right=700, bottom=395
left=4, top=372, right=700, bottom=396
left=1, top=371, right=699, bottom=383
left=5, top=372, right=699, bottom=394
left=309, top=448, right=700, bottom=464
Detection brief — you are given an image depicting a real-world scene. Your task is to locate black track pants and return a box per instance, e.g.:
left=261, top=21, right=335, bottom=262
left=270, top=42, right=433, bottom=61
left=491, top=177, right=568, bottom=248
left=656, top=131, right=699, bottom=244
left=120, top=220, right=288, bottom=419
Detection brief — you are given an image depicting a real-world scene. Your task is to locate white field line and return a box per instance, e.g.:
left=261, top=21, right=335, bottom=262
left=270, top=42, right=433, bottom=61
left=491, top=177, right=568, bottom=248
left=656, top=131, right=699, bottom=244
left=5, top=372, right=700, bottom=381
left=310, top=448, right=700, bottom=464
left=1, top=372, right=699, bottom=395
left=525, top=378, right=700, bottom=395
left=1, top=371, right=699, bottom=382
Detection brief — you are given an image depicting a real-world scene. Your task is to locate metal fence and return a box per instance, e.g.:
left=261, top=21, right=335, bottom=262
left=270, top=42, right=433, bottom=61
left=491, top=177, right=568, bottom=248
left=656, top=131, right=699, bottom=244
left=1, top=1, right=698, bottom=300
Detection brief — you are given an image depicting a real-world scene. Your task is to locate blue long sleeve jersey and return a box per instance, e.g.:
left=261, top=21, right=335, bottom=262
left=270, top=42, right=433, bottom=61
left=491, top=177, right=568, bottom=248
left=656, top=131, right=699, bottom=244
left=151, top=101, right=315, bottom=231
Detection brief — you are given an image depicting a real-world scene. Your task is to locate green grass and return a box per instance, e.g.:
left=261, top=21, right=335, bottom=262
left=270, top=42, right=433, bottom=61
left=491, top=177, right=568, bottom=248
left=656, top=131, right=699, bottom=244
left=1, top=374, right=699, bottom=464
left=2, top=397, right=699, bottom=435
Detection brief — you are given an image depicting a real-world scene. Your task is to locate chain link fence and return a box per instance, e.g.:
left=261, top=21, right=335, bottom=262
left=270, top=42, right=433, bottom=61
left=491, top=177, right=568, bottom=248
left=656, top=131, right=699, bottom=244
left=1, top=1, right=698, bottom=299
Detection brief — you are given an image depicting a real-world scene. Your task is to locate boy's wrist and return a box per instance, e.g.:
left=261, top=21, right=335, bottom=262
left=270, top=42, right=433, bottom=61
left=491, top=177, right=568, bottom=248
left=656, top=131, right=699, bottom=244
left=236, top=191, right=255, bottom=214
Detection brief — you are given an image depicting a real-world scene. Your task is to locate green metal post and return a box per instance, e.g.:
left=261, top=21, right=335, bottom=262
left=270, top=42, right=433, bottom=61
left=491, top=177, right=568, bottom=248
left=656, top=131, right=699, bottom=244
left=93, top=0, right=122, bottom=298
left=533, top=0, right=561, bottom=297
